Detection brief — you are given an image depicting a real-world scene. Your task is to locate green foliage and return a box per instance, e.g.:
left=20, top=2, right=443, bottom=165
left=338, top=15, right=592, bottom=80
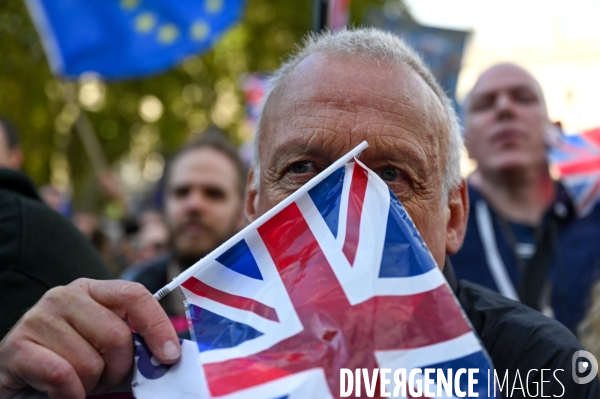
left=0, top=0, right=398, bottom=210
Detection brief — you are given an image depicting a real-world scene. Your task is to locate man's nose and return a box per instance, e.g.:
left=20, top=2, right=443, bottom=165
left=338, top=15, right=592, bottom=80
left=495, top=93, right=515, bottom=121
left=183, top=190, right=208, bottom=213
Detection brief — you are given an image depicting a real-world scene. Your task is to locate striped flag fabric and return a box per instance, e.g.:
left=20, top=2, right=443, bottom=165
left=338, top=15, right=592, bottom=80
left=135, top=142, right=496, bottom=398
left=549, top=128, right=600, bottom=217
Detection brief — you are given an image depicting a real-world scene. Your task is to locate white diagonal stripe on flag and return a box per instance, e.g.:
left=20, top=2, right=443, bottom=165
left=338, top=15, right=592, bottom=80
left=375, top=332, right=482, bottom=371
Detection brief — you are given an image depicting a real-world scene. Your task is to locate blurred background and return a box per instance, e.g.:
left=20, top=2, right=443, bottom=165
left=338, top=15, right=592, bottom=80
left=1, top=0, right=395, bottom=213
left=408, top=0, right=600, bottom=133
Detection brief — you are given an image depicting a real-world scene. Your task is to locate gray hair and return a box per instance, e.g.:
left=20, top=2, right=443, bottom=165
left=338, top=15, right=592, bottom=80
left=252, top=27, right=464, bottom=196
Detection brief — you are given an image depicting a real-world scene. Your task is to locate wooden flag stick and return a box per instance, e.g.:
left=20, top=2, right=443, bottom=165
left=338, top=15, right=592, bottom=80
left=74, top=109, right=109, bottom=176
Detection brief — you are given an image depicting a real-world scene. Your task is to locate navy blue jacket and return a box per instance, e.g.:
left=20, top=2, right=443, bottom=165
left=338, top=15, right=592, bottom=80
left=451, top=184, right=600, bottom=333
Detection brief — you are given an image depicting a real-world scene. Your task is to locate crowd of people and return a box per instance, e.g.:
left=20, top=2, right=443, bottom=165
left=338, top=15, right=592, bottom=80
left=1, top=27, right=600, bottom=398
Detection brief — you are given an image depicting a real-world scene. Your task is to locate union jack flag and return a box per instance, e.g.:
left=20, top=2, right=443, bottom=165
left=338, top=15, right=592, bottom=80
left=549, top=127, right=600, bottom=217
left=135, top=144, right=495, bottom=398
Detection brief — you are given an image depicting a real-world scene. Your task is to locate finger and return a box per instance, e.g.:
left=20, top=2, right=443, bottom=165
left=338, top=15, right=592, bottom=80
left=2, top=341, right=85, bottom=399
left=20, top=303, right=106, bottom=393
left=61, top=295, right=134, bottom=390
left=76, top=279, right=181, bottom=364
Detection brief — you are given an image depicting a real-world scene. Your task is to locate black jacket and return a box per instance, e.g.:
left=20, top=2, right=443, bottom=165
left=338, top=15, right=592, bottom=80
left=445, top=262, right=600, bottom=398
left=0, top=168, right=110, bottom=338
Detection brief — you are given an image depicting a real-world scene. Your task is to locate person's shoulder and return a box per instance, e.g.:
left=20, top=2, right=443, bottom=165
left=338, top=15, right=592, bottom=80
left=0, top=169, right=43, bottom=224
left=0, top=170, right=109, bottom=281
left=0, top=169, right=65, bottom=231
left=457, top=280, right=600, bottom=397
left=0, top=169, right=41, bottom=202
left=458, top=279, right=579, bottom=347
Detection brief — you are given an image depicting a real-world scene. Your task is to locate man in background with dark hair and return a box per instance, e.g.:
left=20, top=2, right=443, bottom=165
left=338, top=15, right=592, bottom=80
left=123, top=130, right=246, bottom=335
left=0, top=116, right=23, bottom=170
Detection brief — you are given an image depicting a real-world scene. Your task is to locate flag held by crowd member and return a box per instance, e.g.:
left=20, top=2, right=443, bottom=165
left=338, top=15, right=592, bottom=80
left=328, top=0, right=352, bottom=31
left=138, top=142, right=496, bottom=398
left=549, top=127, right=600, bottom=217
left=25, top=0, right=244, bottom=79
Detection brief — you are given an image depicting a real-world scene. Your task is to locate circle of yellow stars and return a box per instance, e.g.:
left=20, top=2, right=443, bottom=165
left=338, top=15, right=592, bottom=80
left=124, top=0, right=224, bottom=45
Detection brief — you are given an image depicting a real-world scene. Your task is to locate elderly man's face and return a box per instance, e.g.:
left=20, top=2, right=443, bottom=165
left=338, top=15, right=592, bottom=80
left=465, top=64, right=550, bottom=175
left=245, top=54, right=468, bottom=267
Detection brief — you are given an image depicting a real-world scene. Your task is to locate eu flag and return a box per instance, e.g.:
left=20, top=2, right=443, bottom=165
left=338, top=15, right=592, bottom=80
left=25, top=0, right=244, bottom=79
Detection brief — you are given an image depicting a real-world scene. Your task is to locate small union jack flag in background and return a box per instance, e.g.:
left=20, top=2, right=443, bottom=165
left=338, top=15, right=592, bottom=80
left=549, top=127, right=600, bottom=217
left=135, top=142, right=496, bottom=398
left=241, top=74, right=268, bottom=125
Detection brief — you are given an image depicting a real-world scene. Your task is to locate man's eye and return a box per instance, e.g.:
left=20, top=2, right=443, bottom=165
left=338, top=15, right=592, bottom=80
left=205, top=187, right=226, bottom=200
left=287, top=161, right=314, bottom=174
left=514, top=93, right=536, bottom=104
left=472, top=102, right=491, bottom=111
left=378, top=167, right=401, bottom=182
left=173, top=187, right=189, bottom=198
left=470, top=95, right=494, bottom=112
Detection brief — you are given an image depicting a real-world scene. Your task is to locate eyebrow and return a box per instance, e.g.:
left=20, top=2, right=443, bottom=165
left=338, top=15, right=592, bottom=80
left=267, top=138, right=338, bottom=169
left=472, top=84, right=537, bottom=100
left=362, top=140, right=431, bottom=181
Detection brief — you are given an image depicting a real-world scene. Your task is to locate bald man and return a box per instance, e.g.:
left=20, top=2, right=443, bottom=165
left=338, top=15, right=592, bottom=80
left=451, top=63, right=600, bottom=333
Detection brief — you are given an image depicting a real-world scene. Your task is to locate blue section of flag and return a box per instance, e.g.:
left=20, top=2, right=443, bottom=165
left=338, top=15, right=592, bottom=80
left=423, top=351, right=493, bottom=397
left=27, top=0, right=244, bottom=79
left=379, top=188, right=436, bottom=278
left=217, top=239, right=263, bottom=280
left=571, top=181, right=588, bottom=198
left=549, top=135, right=588, bottom=162
left=188, top=304, right=263, bottom=352
left=308, top=166, right=345, bottom=238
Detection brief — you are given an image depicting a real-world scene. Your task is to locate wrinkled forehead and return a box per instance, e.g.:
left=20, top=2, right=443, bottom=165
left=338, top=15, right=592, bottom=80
left=260, top=53, right=447, bottom=147
left=285, top=54, right=439, bottom=105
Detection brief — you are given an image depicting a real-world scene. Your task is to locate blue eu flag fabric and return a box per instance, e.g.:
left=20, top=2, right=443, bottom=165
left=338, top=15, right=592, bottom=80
left=25, top=0, right=244, bottom=79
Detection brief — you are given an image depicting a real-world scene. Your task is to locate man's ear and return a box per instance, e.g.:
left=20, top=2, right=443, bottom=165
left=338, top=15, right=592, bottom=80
left=445, top=179, right=469, bottom=255
left=244, top=168, right=259, bottom=223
